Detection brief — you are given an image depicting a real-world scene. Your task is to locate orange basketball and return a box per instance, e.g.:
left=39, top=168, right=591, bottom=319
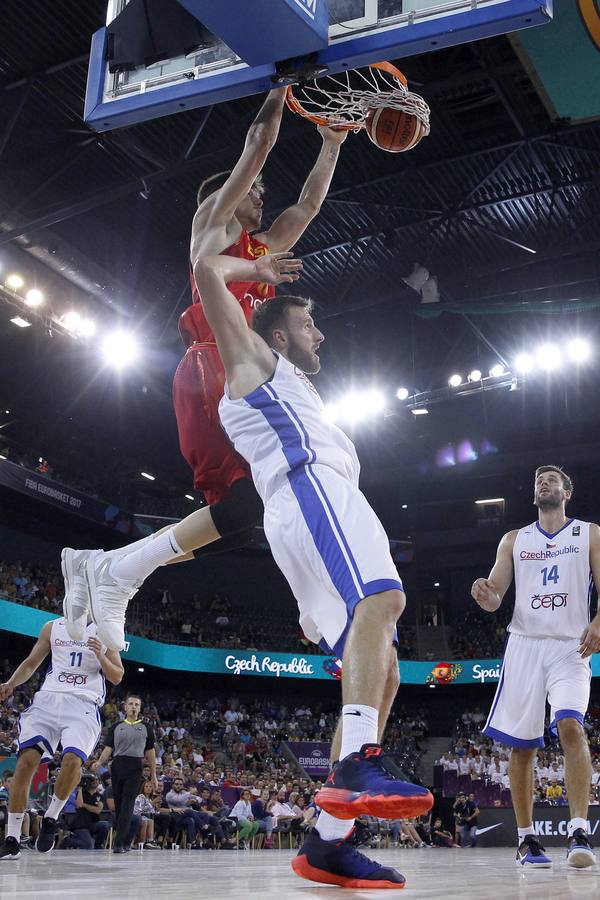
left=365, top=106, right=426, bottom=153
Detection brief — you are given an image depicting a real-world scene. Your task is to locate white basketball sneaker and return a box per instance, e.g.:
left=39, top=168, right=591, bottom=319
left=61, top=548, right=93, bottom=641
left=85, top=550, right=142, bottom=651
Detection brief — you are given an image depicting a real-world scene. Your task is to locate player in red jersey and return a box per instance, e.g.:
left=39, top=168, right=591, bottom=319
left=173, top=88, right=347, bottom=554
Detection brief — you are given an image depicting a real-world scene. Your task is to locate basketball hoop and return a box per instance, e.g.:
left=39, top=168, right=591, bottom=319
left=285, top=61, right=430, bottom=136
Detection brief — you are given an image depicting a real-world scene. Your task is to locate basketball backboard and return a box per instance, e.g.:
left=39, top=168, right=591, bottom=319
left=85, top=0, right=553, bottom=131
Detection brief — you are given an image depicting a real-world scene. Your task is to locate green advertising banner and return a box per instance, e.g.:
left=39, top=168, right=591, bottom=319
left=513, top=0, right=600, bottom=123
left=1, top=598, right=598, bottom=683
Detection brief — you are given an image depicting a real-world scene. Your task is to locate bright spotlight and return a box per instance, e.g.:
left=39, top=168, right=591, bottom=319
left=567, top=338, right=591, bottom=363
left=10, top=316, right=31, bottom=328
left=140, top=471, right=155, bottom=481
left=185, top=494, right=194, bottom=501
left=324, top=390, right=384, bottom=425
left=63, top=311, right=81, bottom=332
left=514, top=353, right=534, bottom=374
left=396, top=387, right=409, bottom=401
left=537, top=343, right=562, bottom=371
left=24, top=289, right=44, bottom=307
left=468, top=369, right=482, bottom=382
left=80, top=318, right=96, bottom=337
left=489, top=364, right=505, bottom=378
left=6, top=274, right=24, bottom=290
left=448, top=374, right=462, bottom=388
left=411, top=408, right=428, bottom=416
left=101, top=331, right=140, bottom=368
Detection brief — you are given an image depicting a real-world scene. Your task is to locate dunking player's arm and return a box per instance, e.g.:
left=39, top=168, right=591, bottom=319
left=0, top=622, right=122, bottom=699
left=193, top=252, right=302, bottom=399
left=191, top=90, right=286, bottom=260
left=471, top=523, right=600, bottom=657
left=255, top=125, right=347, bottom=253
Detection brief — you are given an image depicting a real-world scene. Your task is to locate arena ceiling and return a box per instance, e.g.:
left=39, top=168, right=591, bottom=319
left=1, top=1, right=599, bottom=510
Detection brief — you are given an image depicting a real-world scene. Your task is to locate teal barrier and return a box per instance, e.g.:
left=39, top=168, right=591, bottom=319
left=1, top=598, right=598, bottom=683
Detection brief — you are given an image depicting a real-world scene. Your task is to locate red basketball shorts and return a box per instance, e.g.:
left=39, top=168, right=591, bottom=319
left=172, top=342, right=250, bottom=505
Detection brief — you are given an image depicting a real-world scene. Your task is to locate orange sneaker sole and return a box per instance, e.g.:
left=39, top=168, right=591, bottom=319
left=315, top=787, right=434, bottom=820
left=291, top=855, right=406, bottom=889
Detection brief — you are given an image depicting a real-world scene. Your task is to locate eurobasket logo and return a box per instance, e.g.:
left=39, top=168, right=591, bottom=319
left=323, top=657, right=342, bottom=680
left=426, top=661, right=462, bottom=685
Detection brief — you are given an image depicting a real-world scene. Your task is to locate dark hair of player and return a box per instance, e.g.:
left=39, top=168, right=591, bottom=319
left=251, top=294, right=313, bottom=345
left=535, top=465, right=573, bottom=494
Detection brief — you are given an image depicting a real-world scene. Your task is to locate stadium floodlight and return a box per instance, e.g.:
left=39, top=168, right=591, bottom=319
left=468, top=369, right=482, bottom=382
left=63, top=311, right=81, bottom=332
left=411, top=408, right=428, bottom=416
left=324, top=390, right=384, bottom=425
left=396, top=387, right=409, bottom=401
left=185, top=494, right=194, bottom=501
left=101, top=331, right=140, bottom=368
left=6, top=274, right=24, bottom=290
left=537, top=343, right=562, bottom=371
left=514, top=352, right=534, bottom=374
left=567, top=338, right=591, bottom=363
left=448, top=374, right=462, bottom=388
left=140, top=471, right=155, bottom=481
left=10, top=316, right=31, bottom=328
left=489, top=364, right=505, bottom=378
left=24, top=289, right=44, bottom=307
left=80, top=318, right=96, bottom=337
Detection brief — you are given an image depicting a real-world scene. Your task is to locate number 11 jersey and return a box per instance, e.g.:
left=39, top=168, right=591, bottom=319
left=509, top=518, right=593, bottom=639
left=39, top=618, right=106, bottom=705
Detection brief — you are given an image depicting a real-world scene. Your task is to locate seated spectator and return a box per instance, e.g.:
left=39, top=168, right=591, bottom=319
left=251, top=789, right=274, bottom=848
left=431, top=817, right=455, bottom=847
left=132, top=780, right=161, bottom=849
left=229, top=789, right=260, bottom=847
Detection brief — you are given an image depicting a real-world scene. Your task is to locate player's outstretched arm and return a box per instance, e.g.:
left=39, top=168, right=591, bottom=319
left=193, top=252, right=302, bottom=395
left=471, top=530, right=517, bottom=612
left=579, top=523, right=600, bottom=657
left=259, top=125, right=347, bottom=253
left=0, top=620, right=52, bottom=699
left=192, top=89, right=286, bottom=259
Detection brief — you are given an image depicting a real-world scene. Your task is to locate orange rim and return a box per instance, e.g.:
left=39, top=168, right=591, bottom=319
left=285, top=60, right=408, bottom=129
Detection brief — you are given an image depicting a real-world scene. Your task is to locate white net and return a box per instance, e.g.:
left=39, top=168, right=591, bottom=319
left=287, top=63, right=430, bottom=134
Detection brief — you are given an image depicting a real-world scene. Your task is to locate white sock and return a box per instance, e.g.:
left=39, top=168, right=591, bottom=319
left=7, top=812, right=24, bottom=841
left=517, top=825, right=534, bottom=843
left=316, top=810, right=354, bottom=842
left=110, top=529, right=184, bottom=582
left=568, top=817, right=588, bottom=837
left=102, top=533, right=156, bottom=560
left=45, top=794, right=67, bottom=820
left=339, top=704, right=378, bottom=760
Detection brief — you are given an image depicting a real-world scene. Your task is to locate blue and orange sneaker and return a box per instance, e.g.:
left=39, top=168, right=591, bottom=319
left=291, top=829, right=406, bottom=889
left=315, top=743, right=433, bottom=819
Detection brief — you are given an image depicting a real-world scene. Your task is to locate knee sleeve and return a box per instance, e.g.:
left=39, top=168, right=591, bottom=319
left=199, top=477, right=263, bottom=543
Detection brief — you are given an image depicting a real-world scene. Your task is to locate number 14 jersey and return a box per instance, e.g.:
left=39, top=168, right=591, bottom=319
left=509, top=518, right=593, bottom=639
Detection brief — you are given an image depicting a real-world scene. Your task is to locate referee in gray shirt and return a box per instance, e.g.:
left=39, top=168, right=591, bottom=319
left=92, top=695, right=157, bottom=852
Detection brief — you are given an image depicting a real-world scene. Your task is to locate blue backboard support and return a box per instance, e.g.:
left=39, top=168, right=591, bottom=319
left=85, top=0, right=553, bottom=132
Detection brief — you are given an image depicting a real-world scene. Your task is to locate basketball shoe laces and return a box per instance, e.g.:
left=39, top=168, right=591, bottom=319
left=334, top=746, right=422, bottom=791
left=333, top=838, right=387, bottom=876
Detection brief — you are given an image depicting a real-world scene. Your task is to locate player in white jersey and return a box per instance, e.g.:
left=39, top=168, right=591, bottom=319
left=472, top=465, right=600, bottom=870
left=0, top=617, right=123, bottom=860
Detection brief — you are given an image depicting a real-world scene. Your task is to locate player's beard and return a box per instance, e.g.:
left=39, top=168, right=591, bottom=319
left=535, top=487, right=563, bottom=510
left=286, top=336, right=321, bottom=375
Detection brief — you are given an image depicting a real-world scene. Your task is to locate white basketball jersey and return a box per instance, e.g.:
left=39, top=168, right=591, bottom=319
left=39, top=618, right=106, bottom=705
left=509, top=518, right=593, bottom=639
left=219, top=353, right=360, bottom=504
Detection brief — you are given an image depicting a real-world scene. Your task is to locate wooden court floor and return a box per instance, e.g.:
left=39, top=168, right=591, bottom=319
left=0, top=846, right=598, bottom=899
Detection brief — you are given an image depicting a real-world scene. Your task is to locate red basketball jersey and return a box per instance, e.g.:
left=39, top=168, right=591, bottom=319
left=179, top=230, right=275, bottom=347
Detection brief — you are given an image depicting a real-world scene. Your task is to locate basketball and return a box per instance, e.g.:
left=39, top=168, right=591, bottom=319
left=365, top=106, right=426, bottom=153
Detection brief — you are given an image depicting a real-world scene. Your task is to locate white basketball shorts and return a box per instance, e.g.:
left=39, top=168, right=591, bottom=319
left=263, top=463, right=404, bottom=656
left=18, top=691, right=102, bottom=763
left=483, top=632, right=591, bottom=748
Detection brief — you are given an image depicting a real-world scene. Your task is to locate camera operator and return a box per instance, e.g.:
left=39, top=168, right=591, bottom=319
left=453, top=791, right=480, bottom=848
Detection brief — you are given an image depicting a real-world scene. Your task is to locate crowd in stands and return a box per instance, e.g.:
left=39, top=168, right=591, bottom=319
left=449, top=605, right=513, bottom=660
left=0, top=650, right=429, bottom=851
left=436, top=706, right=600, bottom=807
left=1, top=557, right=417, bottom=657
